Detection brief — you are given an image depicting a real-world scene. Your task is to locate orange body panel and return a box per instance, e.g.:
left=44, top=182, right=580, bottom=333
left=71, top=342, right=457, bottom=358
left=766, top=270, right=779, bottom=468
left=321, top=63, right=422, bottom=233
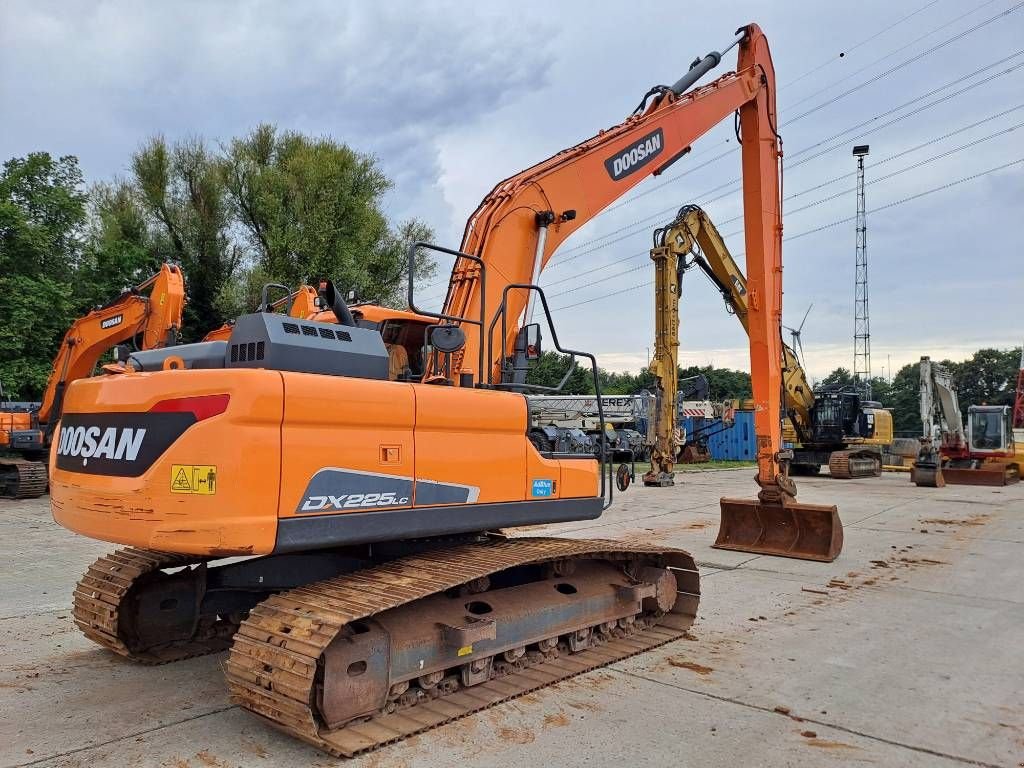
left=413, top=385, right=528, bottom=504
left=277, top=374, right=417, bottom=517
left=50, top=369, right=283, bottom=556
left=0, top=411, right=34, bottom=446
left=51, top=366, right=600, bottom=556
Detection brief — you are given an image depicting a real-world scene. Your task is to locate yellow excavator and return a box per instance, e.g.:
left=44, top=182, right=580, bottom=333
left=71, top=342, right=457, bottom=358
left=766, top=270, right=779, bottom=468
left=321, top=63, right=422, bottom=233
left=645, top=205, right=890, bottom=490
left=0, top=264, right=185, bottom=498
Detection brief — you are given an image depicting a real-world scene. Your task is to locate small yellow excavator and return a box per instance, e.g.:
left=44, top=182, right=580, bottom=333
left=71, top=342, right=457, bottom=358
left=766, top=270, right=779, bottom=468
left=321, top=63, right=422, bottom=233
left=0, top=264, right=185, bottom=498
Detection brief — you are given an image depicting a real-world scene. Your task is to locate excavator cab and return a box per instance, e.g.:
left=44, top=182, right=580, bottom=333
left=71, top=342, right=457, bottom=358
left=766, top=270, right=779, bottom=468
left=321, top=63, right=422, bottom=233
left=968, top=405, right=1013, bottom=454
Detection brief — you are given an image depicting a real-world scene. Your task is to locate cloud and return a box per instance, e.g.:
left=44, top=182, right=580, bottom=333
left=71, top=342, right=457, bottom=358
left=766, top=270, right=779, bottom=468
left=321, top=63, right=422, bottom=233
left=3, top=0, right=1021, bottom=386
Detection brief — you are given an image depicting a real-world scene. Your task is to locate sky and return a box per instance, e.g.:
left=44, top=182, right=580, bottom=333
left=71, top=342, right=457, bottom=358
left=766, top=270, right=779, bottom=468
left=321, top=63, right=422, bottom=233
left=2, top=0, right=1022, bottom=382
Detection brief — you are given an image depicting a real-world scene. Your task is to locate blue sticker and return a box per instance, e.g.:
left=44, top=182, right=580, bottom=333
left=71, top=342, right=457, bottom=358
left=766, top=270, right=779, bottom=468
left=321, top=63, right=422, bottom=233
left=531, top=479, right=554, bottom=497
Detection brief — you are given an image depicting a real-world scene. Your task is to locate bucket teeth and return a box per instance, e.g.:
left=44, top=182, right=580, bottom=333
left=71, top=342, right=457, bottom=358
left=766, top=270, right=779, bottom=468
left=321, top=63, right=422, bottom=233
left=714, top=498, right=843, bottom=562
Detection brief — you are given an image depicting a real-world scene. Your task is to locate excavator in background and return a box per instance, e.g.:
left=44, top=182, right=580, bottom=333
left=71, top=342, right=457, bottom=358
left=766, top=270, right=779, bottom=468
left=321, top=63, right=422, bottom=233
left=912, top=356, right=1020, bottom=486
left=51, top=25, right=839, bottom=756
left=646, top=204, right=890, bottom=482
left=0, top=264, right=185, bottom=498
left=641, top=204, right=842, bottom=560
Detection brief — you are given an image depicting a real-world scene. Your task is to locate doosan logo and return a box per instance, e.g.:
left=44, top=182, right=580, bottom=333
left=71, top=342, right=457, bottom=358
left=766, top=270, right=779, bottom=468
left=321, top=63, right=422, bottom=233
left=57, top=425, right=146, bottom=461
left=604, top=128, right=664, bottom=181
left=100, top=314, right=124, bottom=330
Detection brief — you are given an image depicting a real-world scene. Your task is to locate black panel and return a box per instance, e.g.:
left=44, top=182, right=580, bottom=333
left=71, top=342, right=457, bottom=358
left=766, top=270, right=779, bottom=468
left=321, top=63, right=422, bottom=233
left=273, top=497, right=604, bottom=553
left=55, top=411, right=196, bottom=476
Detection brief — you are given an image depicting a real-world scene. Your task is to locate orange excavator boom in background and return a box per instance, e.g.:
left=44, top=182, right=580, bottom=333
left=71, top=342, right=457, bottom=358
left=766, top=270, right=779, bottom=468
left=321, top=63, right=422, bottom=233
left=50, top=25, right=836, bottom=756
left=0, top=263, right=185, bottom=498
left=201, top=284, right=323, bottom=342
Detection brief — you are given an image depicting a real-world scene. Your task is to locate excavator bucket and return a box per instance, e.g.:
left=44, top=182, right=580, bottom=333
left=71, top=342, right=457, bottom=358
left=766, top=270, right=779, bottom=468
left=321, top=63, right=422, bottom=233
left=714, top=497, right=843, bottom=562
left=941, top=463, right=1019, bottom=487
left=911, top=463, right=945, bottom=488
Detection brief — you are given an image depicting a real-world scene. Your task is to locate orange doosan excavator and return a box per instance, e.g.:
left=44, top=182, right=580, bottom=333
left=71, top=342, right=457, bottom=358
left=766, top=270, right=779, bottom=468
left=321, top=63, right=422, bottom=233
left=51, top=25, right=836, bottom=756
left=0, top=263, right=185, bottom=499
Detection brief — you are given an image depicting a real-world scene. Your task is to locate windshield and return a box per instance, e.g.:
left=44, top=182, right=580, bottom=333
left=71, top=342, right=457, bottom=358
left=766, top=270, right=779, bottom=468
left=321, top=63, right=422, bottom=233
left=970, top=411, right=1005, bottom=450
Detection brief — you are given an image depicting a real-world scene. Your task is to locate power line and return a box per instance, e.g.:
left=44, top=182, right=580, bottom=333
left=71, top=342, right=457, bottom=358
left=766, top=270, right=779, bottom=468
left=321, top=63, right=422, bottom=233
left=539, top=114, right=1023, bottom=300
left=546, top=55, right=1024, bottom=262
left=784, top=0, right=1003, bottom=109
left=782, top=1, right=943, bottom=88
left=548, top=157, right=1023, bottom=312
left=784, top=1, right=1024, bottom=124
left=608, top=1, right=984, bottom=219
left=418, top=17, right=1023, bottom=300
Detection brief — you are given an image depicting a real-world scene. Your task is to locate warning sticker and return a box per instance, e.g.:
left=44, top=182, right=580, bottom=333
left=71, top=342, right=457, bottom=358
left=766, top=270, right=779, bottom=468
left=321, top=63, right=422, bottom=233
left=170, top=464, right=217, bottom=495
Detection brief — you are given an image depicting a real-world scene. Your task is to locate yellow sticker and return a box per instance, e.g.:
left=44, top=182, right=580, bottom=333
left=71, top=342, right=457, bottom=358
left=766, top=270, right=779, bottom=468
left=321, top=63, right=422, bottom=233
left=457, top=645, right=473, bottom=657
left=171, top=464, right=217, bottom=495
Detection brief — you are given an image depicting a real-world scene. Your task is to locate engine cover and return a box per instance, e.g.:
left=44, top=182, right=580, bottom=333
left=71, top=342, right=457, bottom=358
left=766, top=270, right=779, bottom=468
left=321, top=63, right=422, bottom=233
left=226, top=313, right=388, bottom=380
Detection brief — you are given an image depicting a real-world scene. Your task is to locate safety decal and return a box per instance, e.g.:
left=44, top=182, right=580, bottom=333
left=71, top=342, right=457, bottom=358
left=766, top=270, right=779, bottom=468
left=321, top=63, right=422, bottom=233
left=170, top=464, right=218, bottom=495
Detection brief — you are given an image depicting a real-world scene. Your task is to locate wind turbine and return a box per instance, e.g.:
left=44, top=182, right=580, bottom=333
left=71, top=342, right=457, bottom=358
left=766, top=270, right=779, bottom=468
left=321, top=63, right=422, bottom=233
left=784, top=303, right=813, bottom=368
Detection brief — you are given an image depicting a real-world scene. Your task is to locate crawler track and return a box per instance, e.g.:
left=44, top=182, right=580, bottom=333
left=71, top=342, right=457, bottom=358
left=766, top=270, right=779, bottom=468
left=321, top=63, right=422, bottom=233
left=73, top=548, right=235, bottom=664
left=225, top=536, right=699, bottom=757
left=829, top=449, right=882, bottom=479
left=0, top=459, right=48, bottom=499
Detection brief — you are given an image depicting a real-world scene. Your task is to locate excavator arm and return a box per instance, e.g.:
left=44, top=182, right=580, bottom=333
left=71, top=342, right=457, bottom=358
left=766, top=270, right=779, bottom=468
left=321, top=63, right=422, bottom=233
left=670, top=205, right=815, bottom=435
left=643, top=204, right=842, bottom=560
left=39, top=263, right=185, bottom=426
left=426, top=24, right=840, bottom=559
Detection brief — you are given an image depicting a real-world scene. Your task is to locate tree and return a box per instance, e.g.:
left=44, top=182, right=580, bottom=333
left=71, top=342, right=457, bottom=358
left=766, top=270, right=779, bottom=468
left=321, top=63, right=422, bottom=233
left=885, top=363, right=921, bottom=435
left=951, top=348, right=1020, bottom=409
left=679, top=365, right=752, bottom=400
left=221, top=125, right=435, bottom=308
left=75, top=179, right=162, bottom=308
left=132, top=136, right=238, bottom=339
left=0, top=153, right=87, bottom=399
left=526, top=351, right=594, bottom=394
left=818, top=367, right=855, bottom=391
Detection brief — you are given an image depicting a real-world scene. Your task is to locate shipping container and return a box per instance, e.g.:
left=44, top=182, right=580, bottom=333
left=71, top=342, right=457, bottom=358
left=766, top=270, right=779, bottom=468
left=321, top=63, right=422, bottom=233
left=682, top=410, right=756, bottom=461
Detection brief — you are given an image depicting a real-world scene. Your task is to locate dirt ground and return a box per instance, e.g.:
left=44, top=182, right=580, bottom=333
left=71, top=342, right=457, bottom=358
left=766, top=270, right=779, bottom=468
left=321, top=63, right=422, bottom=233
left=1, top=470, right=1021, bottom=767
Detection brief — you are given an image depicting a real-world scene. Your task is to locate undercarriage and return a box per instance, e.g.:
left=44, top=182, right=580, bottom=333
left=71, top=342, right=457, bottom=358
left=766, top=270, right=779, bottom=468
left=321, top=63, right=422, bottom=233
left=73, top=535, right=699, bottom=756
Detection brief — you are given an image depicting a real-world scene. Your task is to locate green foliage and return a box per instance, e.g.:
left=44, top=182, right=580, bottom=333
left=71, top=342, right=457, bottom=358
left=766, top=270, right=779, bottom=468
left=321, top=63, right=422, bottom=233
left=679, top=364, right=751, bottom=400
left=525, top=351, right=595, bottom=394
left=0, top=153, right=86, bottom=278
left=950, top=348, right=1020, bottom=409
left=132, top=136, right=238, bottom=340
left=525, top=354, right=751, bottom=400
left=0, top=130, right=438, bottom=398
left=0, top=154, right=87, bottom=399
left=222, top=125, right=435, bottom=310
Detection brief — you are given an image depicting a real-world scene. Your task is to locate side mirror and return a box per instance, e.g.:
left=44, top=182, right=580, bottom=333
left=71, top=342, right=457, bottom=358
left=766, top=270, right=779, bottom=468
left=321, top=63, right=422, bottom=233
left=522, top=323, right=542, bottom=361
